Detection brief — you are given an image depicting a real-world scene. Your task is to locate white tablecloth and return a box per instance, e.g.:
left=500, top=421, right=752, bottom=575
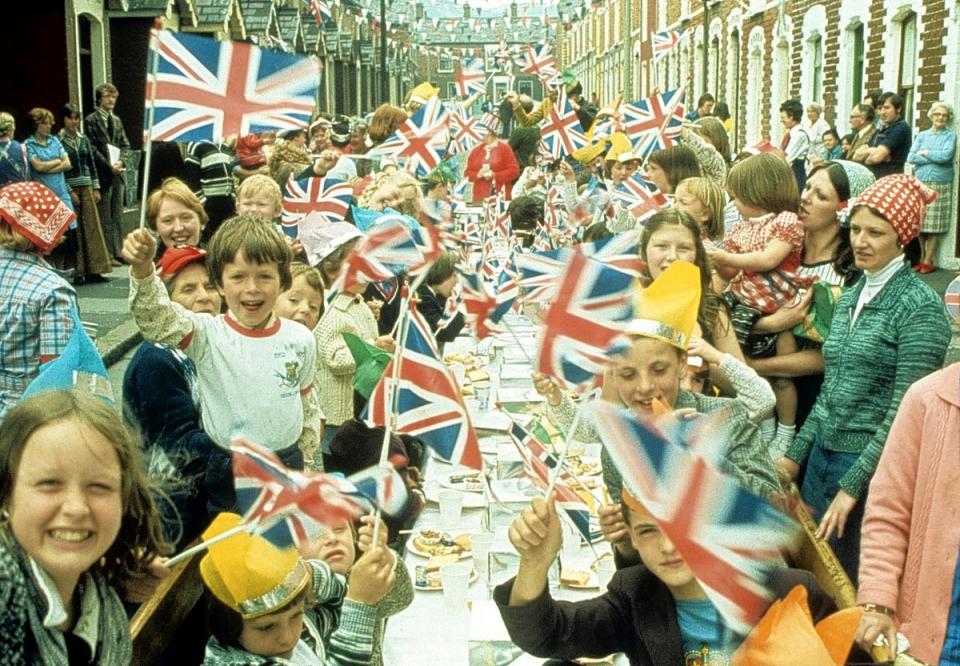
left=382, top=320, right=625, bottom=665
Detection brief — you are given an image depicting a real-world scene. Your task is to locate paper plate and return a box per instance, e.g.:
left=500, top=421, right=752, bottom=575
left=414, top=567, right=479, bottom=591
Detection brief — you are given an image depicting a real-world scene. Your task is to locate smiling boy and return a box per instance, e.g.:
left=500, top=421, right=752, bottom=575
left=123, top=216, right=321, bottom=479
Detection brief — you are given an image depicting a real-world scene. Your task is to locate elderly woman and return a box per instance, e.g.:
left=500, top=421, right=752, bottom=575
left=907, top=101, right=956, bottom=273
left=779, top=175, right=952, bottom=585
left=145, top=177, right=207, bottom=256
left=59, top=103, right=112, bottom=284
left=803, top=102, right=832, bottom=160
left=0, top=112, right=27, bottom=186
left=854, top=362, right=960, bottom=665
left=465, top=113, right=519, bottom=202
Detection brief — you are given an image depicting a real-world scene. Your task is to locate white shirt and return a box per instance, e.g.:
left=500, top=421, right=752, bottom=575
left=852, top=255, right=904, bottom=323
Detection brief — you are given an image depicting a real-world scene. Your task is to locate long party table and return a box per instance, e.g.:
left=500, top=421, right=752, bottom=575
left=382, top=314, right=628, bottom=665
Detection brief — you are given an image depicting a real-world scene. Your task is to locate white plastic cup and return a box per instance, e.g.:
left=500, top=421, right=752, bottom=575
left=471, top=531, right=494, bottom=577
left=438, top=489, right=463, bottom=530
left=596, top=558, right=616, bottom=590
left=452, top=364, right=467, bottom=388
left=474, top=384, right=491, bottom=411
left=441, top=563, right=470, bottom=609
left=561, top=522, right=580, bottom=564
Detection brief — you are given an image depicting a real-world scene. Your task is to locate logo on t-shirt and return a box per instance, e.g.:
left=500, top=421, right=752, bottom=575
left=684, top=646, right=730, bottom=665
left=276, top=360, right=301, bottom=389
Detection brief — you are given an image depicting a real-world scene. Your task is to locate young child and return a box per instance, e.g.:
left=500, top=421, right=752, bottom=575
left=123, top=246, right=224, bottom=549
left=299, top=514, right=413, bottom=666
left=706, top=153, right=810, bottom=453
left=497, top=490, right=842, bottom=664
left=0, top=390, right=167, bottom=663
left=201, top=512, right=396, bottom=664
left=123, top=216, right=321, bottom=496
left=673, top=176, right=726, bottom=244
left=235, top=174, right=282, bottom=223
left=275, top=262, right=326, bottom=332
left=0, top=181, right=78, bottom=421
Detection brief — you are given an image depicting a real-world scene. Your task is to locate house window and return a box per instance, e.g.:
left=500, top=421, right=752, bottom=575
left=898, top=11, right=917, bottom=125
left=810, top=33, right=823, bottom=102
left=447, top=82, right=458, bottom=99
left=851, top=22, right=864, bottom=105
left=438, top=52, right=453, bottom=73
left=709, top=35, right=720, bottom=97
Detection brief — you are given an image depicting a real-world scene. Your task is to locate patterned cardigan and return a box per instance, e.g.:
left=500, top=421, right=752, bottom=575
left=786, top=262, right=951, bottom=498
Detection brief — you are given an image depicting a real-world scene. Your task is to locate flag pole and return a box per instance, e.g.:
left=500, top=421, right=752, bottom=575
left=544, top=387, right=597, bottom=497
left=139, top=23, right=162, bottom=230
left=164, top=519, right=258, bottom=568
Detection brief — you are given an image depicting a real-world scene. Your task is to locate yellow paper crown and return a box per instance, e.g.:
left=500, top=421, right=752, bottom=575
left=408, top=81, right=440, bottom=105
left=628, top=260, right=701, bottom=349
left=571, top=138, right=607, bottom=164
left=605, top=132, right=637, bottom=163
left=199, top=513, right=310, bottom=619
left=733, top=585, right=863, bottom=666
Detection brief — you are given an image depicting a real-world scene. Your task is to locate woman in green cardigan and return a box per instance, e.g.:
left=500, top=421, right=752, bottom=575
left=778, top=174, right=951, bottom=585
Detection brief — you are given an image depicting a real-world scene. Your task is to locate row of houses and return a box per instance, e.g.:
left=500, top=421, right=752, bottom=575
left=554, top=0, right=960, bottom=267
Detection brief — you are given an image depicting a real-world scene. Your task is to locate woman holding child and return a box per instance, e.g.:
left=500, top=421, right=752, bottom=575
left=778, top=174, right=952, bottom=585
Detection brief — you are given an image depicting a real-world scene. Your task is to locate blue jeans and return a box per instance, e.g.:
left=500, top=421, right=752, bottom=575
left=800, top=434, right=866, bottom=586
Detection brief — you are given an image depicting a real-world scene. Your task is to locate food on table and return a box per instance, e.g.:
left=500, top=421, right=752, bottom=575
left=560, top=569, right=591, bottom=587
left=466, top=368, right=490, bottom=383
left=443, top=352, right=477, bottom=366
left=426, top=553, right=461, bottom=572
left=411, top=529, right=471, bottom=556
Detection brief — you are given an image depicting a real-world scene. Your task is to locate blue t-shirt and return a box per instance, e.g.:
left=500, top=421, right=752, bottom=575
left=868, top=118, right=912, bottom=179
left=940, top=546, right=960, bottom=665
left=675, top=598, right=738, bottom=665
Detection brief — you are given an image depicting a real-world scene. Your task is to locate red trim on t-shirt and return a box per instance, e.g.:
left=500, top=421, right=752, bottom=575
left=224, top=312, right=281, bottom=338
left=300, top=383, right=314, bottom=396
left=38, top=354, right=57, bottom=365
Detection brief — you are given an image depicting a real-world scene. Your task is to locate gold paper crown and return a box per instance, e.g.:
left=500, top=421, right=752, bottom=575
left=199, top=513, right=310, bottom=619
left=408, top=82, right=440, bottom=105
left=571, top=138, right=608, bottom=164
left=627, top=260, right=701, bottom=349
left=605, top=132, right=637, bottom=163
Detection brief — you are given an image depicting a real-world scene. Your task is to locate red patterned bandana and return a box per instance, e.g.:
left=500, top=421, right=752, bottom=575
left=157, top=245, right=207, bottom=278
left=0, top=182, right=76, bottom=254
left=853, top=174, right=937, bottom=246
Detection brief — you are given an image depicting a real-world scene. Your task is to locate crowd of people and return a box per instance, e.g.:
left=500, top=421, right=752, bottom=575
left=0, top=72, right=957, bottom=666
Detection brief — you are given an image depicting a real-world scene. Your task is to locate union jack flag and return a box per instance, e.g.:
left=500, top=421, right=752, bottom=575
left=455, top=57, right=486, bottom=97
left=436, top=281, right=464, bottom=330
left=231, top=439, right=365, bottom=549
left=544, top=184, right=568, bottom=234
left=508, top=421, right=596, bottom=542
left=539, top=90, right=588, bottom=159
left=517, top=43, right=558, bottom=85
left=460, top=270, right=517, bottom=339
left=145, top=29, right=319, bottom=142
left=652, top=29, right=689, bottom=62
left=335, top=218, right=423, bottom=292
left=535, top=250, right=634, bottom=391
left=345, top=464, right=409, bottom=518
left=309, top=0, right=333, bottom=25
left=619, top=89, right=686, bottom=159
left=280, top=176, right=353, bottom=237
left=494, top=35, right=514, bottom=72
left=448, top=111, right=483, bottom=155
left=592, top=403, right=796, bottom=635
left=367, top=96, right=450, bottom=177
left=366, top=305, right=482, bottom=469
left=614, top=175, right=669, bottom=223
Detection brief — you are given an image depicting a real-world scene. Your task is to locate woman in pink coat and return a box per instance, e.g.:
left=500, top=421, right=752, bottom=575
left=465, top=113, right=519, bottom=202
left=856, top=361, right=960, bottom=664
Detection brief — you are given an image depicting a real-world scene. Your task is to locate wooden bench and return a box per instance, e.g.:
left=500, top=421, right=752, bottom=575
left=129, top=552, right=205, bottom=664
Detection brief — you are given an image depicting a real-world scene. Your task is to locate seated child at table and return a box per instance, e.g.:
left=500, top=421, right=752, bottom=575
left=299, top=515, right=413, bottom=666
left=201, top=512, right=396, bottom=665
left=123, top=216, right=322, bottom=498
left=495, top=489, right=853, bottom=665
left=0, top=390, right=168, bottom=663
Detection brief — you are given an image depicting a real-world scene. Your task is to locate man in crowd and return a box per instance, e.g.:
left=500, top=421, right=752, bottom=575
left=85, top=82, right=129, bottom=266
left=845, top=104, right=876, bottom=159
left=685, top=93, right=715, bottom=122
left=853, top=92, right=912, bottom=179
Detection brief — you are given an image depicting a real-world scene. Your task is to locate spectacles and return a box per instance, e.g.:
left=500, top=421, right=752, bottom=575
left=932, top=112, right=948, bottom=117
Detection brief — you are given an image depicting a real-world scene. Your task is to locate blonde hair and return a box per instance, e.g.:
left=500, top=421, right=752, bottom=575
left=289, top=261, right=325, bottom=311
left=146, top=178, right=209, bottom=231
left=0, top=223, right=37, bottom=252
left=28, top=107, right=54, bottom=130
left=0, top=391, right=169, bottom=585
left=676, top=177, right=725, bottom=241
left=726, top=153, right=799, bottom=215
left=236, top=174, right=283, bottom=210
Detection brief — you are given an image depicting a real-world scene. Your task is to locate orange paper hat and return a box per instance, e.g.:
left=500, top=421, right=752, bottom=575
left=733, top=585, right=863, bottom=666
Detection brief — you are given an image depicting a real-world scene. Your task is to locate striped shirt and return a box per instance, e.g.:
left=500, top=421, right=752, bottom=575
left=0, top=246, right=76, bottom=420
left=184, top=140, right=235, bottom=201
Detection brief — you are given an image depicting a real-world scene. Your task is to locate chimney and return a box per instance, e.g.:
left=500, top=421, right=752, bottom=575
left=510, top=2, right=517, bottom=19
left=463, top=3, right=470, bottom=20
left=415, top=2, right=424, bottom=21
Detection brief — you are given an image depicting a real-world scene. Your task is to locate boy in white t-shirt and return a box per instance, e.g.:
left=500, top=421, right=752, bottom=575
left=123, top=216, right=322, bottom=497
